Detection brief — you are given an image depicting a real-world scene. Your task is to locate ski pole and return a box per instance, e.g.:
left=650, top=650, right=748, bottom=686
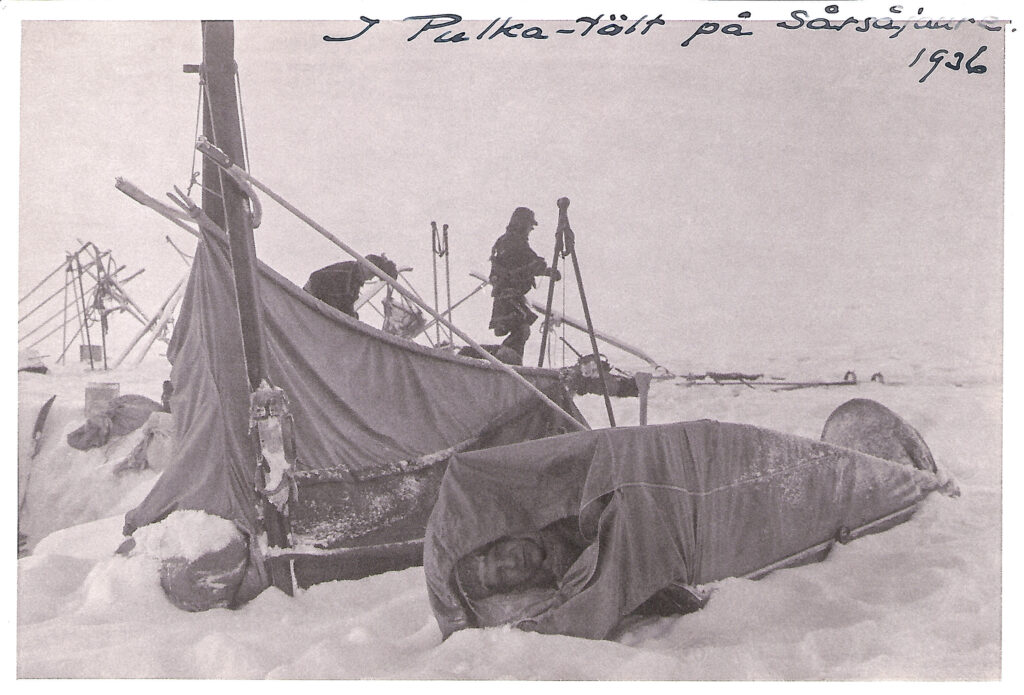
left=196, top=139, right=587, bottom=431
left=443, top=224, right=452, bottom=344
left=431, top=221, right=442, bottom=345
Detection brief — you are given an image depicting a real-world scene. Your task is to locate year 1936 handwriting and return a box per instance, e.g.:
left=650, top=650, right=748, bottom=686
left=321, top=10, right=1004, bottom=85
left=908, top=45, right=987, bottom=83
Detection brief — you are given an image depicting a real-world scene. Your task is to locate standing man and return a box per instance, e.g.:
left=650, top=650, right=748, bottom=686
left=304, top=253, right=398, bottom=320
left=488, top=207, right=559, bottom=365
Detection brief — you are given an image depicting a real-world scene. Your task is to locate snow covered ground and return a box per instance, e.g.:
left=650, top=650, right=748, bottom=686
left=10, top=8, right=1013, bottom=682
left=16, top=353, right=1003, bottom=680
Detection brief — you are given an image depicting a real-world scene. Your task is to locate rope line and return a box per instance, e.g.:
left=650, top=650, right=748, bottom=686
left=443, top=224, right=453, bottom=344
left=186, top=85, right=203, bottom=197
left=235, top=71, right=251, bottom=173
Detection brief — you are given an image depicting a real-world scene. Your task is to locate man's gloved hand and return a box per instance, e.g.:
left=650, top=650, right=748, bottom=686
left=547, top=267, right=561, bottom=281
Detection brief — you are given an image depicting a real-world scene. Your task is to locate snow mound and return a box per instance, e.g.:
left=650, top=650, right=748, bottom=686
left=132, top=510, right=242, bottom=562
left=16, top=352, right=1002, bottom=678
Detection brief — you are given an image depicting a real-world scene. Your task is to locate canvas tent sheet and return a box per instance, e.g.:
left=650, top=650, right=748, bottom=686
left=125, top=234, right=581, bottom=538
left=424, top=419, right=945, bottom=640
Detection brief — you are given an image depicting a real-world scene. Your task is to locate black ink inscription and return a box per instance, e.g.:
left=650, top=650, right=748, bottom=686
left=321, top=10, right=1005, bottom=54
left=575, top=14, right=665, bottom=37
left=406, top=14, right=476, bottom=42
left=908, top=45, right=988, bottom=83
left=777, top=10, right=909, bottom=38
left=324, top=14, right=665, bottom=44
left=680, top=21, right=753, bottom=47
left=323, top=16, right=380, bottom=42
left=401, top=14, right=665, bottom=43
left=778, top=9, right=1005, bottom=39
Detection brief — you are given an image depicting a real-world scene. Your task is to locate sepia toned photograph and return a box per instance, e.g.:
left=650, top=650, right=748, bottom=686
left=12, top=1, right=1015, bottom=681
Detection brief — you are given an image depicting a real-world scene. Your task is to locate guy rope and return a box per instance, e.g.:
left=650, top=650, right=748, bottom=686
left=194, top=137, right=587, bottom=433
left=429, top=221, right=454, bottom=345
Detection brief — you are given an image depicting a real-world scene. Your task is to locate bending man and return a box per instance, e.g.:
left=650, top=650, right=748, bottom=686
left=304, top=253, right=398, bottom=319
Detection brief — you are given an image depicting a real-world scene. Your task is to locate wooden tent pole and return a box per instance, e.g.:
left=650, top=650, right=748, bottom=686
left=431, top=221, right=441, bottom=345
left=635, top=371, right=652, bottom=426
left=443, top=224, right=453, bottom=344
left=119, top=176, right=586, bottom=428
left=468, top=270, right=668, bottom=374
left=60, top=262, right=69, bottom=364
left=19, top=252, right=84, bottom=305
left=196, top=139, right=587, bottom=432
left=354, top=269, right=408, bottom=311
left=166, top=235, right=194, bottom=266
left=26, top=313, right=78, bottom=351
left=556, top=198, right=616, bottom=427
left=18, top=273, right=81, bottom=325
left=116, top=178, right=202, bottom=239
left=19, top=304, right=71, bottom=342
left=112, top=274, right=188, bottom=368
left=73, top=240, right=150, bottom=326
left=133, top=281, right=187, bottom=366
left=199, top=20, right=266, bottom=391
left=193, top=20, right=292, bottom=595
left=536, top=223, right=564, bottom=367
left=73, top=255, right=95, bottom=369
left=56, top=321, right=86, bottom=363
left=415, top=278, right=489, bottom=338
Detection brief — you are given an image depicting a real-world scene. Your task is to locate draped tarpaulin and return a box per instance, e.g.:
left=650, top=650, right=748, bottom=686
left=424, top=418, right=948, bottom=640
left=124, top=233, right=584, bottom=541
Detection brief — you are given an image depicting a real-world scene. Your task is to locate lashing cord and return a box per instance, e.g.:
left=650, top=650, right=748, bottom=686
left=187, top=28, right=252, bottom=208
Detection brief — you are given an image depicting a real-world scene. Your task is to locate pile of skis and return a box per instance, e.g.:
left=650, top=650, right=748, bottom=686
left=677, top=371, right=888, bottom=391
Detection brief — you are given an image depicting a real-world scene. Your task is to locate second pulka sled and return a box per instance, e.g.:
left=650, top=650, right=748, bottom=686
left=537, top=198, right=617, bottom=427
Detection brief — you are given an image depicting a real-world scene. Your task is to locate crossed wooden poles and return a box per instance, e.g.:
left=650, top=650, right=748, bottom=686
left=115, top=137, right=589, bottom=433
left=18, top=241, right=152, bottom=369
left=116, top=134, right=672, bottom=430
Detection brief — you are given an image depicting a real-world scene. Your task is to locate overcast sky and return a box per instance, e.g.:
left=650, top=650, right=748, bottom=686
left=10, top=3, right=1014, bottom=373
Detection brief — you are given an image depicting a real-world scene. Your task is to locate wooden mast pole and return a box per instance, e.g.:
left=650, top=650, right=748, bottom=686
left=191, top=20, right=294, bottom=595
left=195, top=141, right=589, bottom=433
left=196, top=20, right=266, bottom=390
